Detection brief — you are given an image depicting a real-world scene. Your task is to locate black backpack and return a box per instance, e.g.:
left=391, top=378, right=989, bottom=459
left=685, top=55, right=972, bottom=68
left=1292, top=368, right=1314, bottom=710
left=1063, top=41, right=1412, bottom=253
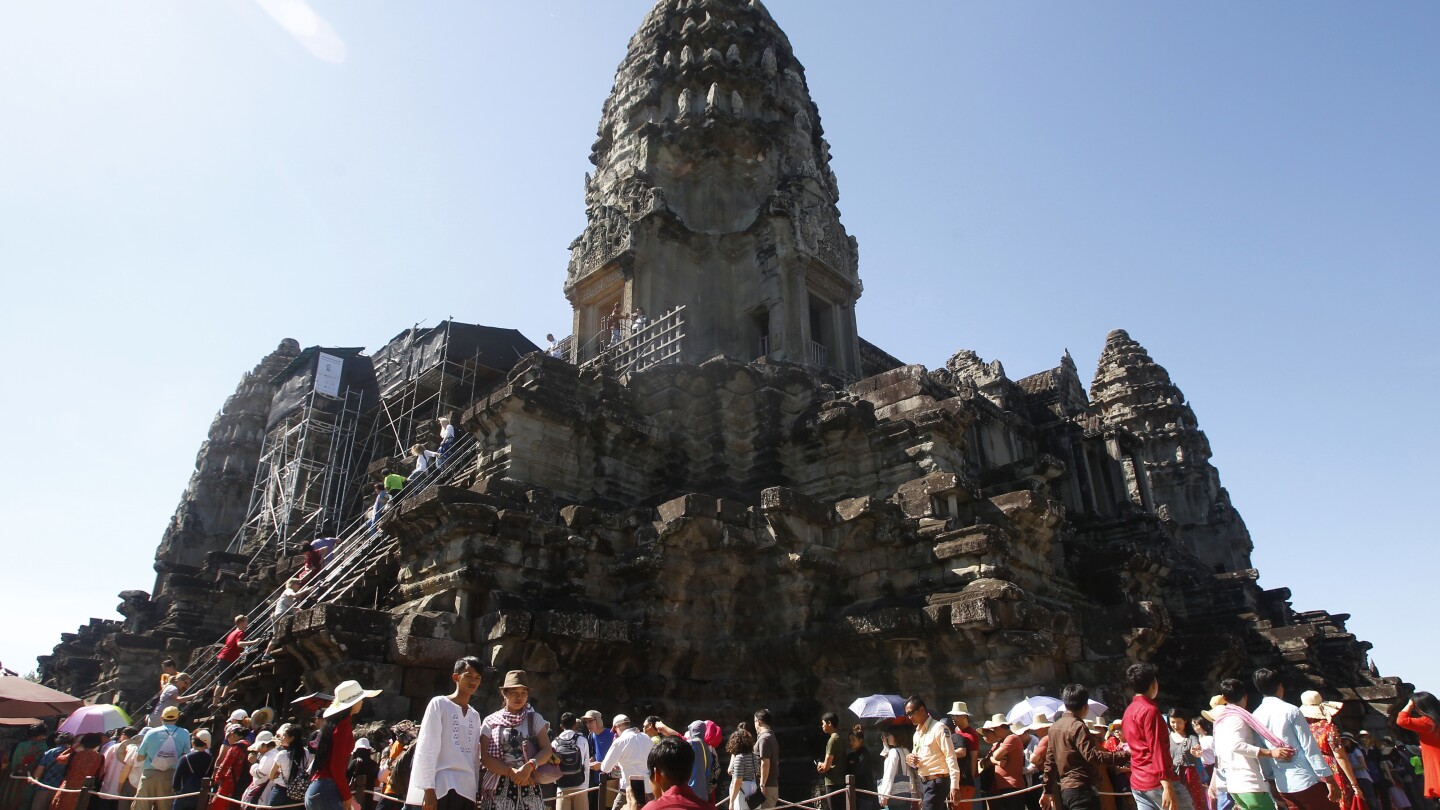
left=553, top=730, right=585, bottom=788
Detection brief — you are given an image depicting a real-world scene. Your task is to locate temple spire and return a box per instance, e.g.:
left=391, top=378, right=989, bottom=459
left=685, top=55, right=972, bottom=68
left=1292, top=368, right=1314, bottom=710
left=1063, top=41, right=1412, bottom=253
left=564, top=0, right=861, bottom=376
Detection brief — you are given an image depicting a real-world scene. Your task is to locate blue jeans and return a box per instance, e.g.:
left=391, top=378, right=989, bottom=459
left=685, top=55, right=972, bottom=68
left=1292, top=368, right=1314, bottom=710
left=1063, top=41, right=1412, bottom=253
left=1135, top=786, right=1197, bottom=810
left=305, top=779, right=343, bottom=810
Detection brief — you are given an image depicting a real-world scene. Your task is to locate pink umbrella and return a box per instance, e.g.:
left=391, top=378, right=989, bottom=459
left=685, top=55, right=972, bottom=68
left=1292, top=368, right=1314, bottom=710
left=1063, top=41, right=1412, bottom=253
left=57, top=704, right=132, bottom=735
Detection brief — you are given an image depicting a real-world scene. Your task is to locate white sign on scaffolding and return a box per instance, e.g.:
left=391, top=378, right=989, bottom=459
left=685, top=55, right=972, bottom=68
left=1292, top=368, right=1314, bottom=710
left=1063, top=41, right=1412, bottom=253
left=315, top=352, right=344, bottom=398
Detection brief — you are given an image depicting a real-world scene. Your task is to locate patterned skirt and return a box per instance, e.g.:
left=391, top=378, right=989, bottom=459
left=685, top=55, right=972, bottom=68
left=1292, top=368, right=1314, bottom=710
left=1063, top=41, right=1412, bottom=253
left=482, top=778, right=545, bottom=810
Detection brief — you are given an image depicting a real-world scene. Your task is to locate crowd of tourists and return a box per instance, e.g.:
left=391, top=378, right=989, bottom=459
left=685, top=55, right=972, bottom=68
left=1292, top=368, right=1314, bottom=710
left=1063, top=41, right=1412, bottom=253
left=5, top=662, right=1437, bottom=810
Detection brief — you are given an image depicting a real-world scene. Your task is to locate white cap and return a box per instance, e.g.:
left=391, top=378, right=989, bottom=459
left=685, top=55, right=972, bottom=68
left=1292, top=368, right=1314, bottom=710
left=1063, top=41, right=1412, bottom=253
left=229, top=710, right=249, bottom=722
left=612, top=714, right=631, bottom=727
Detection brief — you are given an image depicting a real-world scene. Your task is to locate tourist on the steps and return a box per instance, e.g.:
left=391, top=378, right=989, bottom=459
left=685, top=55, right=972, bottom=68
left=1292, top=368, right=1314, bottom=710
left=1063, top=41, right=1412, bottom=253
left=262, top=724, right=309, bottom=808
left=630, top=308, right=648, bottom=337
left=600, top=715, right=653, bottom=810
left=411, top=444, right=440, bottom=477
left=135, top=708, right=189, bottom=810
left=210, top=725, right=249, bottom=810
left=1211, top=678, right=1295, bottom=810
left=1395, top=693, right=1440, bottom=805
left=722, top=727, right=756, bottom=810
left=1123, top=663, right=1195, bottom=810
left=607, top=303, right=623, bottom=348
left=1039, top=684, right=1130, bottom=810
left=1252, top=668, right=1339, bottom=810
left=159, top=660, right=179, bottom=692
left=752, top=710, right=778, bottom=810
left=368, top=485, right=389, bottom=534
left=640, top=736, right=715, bottom=810
left=308, top=680, right=383, bottom=810
left=903, top=696, right=962, bottom=810
left=479, top=670, right=551, bottom=810
left=50, top=733, right=105, bottom=810
left=1302, top=693, right=1360, bottom=810
left=407, top=657, right=484, bottom=810
left=149, top=673, right=199, bottom=727
left=212, top=616, right=262, bottom=705
left=383, top=472, right=406, bottom=498
left=436, top=417, right=456, bottom=466
left=172, top=730, right=212, bottom=810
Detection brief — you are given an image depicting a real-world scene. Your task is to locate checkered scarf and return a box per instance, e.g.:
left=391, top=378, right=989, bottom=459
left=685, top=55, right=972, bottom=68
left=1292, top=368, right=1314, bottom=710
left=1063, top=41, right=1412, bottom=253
left=481, top=706, right=535, bottom=795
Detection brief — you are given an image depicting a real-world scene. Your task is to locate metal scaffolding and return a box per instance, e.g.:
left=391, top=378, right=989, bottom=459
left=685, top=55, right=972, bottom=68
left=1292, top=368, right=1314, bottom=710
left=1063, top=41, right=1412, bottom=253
left=230, top=385, right=367, bottom=558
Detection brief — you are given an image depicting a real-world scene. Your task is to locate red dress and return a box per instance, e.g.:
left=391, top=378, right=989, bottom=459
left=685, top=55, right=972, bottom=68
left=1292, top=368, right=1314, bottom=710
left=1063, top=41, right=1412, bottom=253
left=1308, top=719, right=1355, bottom=810
left=50, top=750, right=104, bottom=810
left=210, top=741, right=250, bottom=810
left=1395, top=707, right=1440, bottom=799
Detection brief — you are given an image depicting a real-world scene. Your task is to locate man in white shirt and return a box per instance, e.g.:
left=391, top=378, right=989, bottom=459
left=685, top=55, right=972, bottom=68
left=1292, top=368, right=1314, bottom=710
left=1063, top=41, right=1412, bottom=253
left=1212, top=679, right=1294, bottom=810
left=1250, top=669, right=1337, bottom=810
left=903, top=696, right=962, bottom=810
left=600, top=715, right=654, bottom=810
left=408, top=656, right=485, bottom=810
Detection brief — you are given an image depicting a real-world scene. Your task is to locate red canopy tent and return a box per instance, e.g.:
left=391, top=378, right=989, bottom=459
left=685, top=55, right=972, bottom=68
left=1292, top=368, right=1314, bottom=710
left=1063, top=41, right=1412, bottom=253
left=0, top=675, right=84, bottom=719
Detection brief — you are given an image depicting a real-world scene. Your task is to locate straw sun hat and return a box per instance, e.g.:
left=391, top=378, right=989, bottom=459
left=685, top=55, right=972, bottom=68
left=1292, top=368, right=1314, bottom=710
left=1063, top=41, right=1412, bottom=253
left=323, top=680, right=382, bottom=718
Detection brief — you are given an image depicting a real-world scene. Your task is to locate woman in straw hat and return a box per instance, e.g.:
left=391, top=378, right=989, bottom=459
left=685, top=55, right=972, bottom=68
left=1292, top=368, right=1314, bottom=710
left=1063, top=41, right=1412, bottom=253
left=307, top=680, right=382, bottom=810
left=1300, top=692, right=1360, bottom=810
left=478, top=671, right=551, bottom=810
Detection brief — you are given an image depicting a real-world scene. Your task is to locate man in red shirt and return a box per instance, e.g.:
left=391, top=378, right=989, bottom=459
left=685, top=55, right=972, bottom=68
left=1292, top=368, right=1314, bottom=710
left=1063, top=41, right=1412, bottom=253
left=949, top=702, right=981, bottom=800
left=989, top=721, right=1033, bottom=810
left=211, top=615, right=262, bottom=705
left=1121, top=663, right=1193, bottom=810
left=641, top=737, right=716, bottom=810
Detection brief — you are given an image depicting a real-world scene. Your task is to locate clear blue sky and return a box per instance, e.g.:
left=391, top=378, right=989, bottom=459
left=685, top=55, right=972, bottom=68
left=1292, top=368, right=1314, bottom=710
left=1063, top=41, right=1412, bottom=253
left=2, top=2, right=1435, bottom=694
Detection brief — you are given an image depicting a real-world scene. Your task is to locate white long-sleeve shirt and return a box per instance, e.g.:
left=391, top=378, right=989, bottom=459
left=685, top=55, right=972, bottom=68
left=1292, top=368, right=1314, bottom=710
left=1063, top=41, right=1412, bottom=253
left=1252, top=696, right=1332, bottom=793
left=1214, top=711, right=1268, bottom=795
left=601, top=728, right=654, bottom=794
left=406, top=696, right=482, bottom=805
left=878, top=746, right=918, bottom=799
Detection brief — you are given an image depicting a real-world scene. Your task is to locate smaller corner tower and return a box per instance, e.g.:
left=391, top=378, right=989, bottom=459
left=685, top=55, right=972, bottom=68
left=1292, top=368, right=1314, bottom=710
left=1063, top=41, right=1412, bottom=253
left=1091, top=329, right=1255, bottom=573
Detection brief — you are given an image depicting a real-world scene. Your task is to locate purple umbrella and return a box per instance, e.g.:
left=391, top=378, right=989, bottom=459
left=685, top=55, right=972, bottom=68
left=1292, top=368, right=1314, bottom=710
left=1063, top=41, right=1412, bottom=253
left=58, top=704, right=132, bottom=735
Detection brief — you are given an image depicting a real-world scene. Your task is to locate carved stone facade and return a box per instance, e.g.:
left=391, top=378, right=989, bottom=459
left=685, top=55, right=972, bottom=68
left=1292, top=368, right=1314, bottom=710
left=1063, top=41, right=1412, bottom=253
left=42, top=0, right=1406, bottom=764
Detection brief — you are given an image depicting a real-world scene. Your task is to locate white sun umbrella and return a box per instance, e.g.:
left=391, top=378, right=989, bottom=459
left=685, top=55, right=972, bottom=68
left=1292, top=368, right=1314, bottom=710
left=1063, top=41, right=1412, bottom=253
left=848, top=694, right=908, bottom=720
left=1006, top=696, right=1063, bottom=726
left=1087, top=699, right=1109, bottom=718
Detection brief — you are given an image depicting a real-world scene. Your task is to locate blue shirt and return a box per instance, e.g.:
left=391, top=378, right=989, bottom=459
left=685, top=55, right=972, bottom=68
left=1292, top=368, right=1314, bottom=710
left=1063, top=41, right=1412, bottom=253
left=137, top=724, right=191, bottom=771
left=36, top=746, right=68, bottom=786
left=1252, top=696, right=1332, bottom=792
left=590, top=729, right=614, bottom=786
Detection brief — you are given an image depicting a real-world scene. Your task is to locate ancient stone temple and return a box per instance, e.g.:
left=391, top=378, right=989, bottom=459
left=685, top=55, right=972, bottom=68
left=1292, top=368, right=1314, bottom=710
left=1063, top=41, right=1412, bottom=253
left=42, top=0, right=1406, bottom=784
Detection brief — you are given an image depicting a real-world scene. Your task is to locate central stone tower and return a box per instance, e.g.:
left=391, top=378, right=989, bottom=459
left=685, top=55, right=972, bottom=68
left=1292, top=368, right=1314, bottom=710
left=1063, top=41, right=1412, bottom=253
left=565, top=0, right=862, bottom=377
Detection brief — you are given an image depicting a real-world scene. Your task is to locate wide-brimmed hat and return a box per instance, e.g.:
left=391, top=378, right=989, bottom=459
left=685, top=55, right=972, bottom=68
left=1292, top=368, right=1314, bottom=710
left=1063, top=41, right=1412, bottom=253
left=254, top=731, right=275, bottom=746
left=1200, top=695, right=1228, bottom=724
left=353, top=738, right=373, bottom=752
left=323, top=680, right=382, bottom=718
left=500, top=670, right=530, bottom=691
left=161, top=706, right=181, bottom=722
left=948, top=702, right=970, bottom=717
left=1299, top=691, right=1343, bottom=721
left=981, top=713, right=1008, bottom=730
left=584, top=710, right=603, bottom=724
left=1027, top=713, right=1054, bottom=733
left=251, top=707, right=276, bottom=728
